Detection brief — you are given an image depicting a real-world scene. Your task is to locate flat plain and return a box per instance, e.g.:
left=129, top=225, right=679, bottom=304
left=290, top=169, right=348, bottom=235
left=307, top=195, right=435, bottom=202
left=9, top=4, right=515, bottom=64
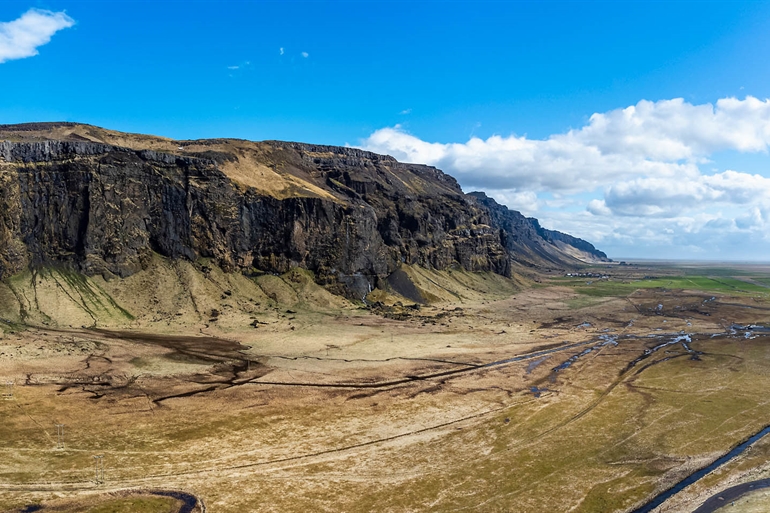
left=2, top=260, right=770, bottom=512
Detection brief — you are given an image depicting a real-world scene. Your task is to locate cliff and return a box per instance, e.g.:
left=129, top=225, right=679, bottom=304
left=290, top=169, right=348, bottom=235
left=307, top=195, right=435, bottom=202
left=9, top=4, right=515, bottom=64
left=0, top=123, right=609, bottom=300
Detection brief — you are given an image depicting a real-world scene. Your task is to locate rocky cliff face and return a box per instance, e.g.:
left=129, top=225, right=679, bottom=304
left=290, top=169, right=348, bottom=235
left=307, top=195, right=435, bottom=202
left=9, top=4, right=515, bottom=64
left=0, top=123, right=609, bottom=299
left=527, top=218, right=609, bottom=261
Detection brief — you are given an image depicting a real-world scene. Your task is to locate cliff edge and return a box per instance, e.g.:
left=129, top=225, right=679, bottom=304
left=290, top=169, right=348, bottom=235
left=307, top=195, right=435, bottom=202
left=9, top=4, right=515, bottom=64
left=0, top=122, right=609, bottom=300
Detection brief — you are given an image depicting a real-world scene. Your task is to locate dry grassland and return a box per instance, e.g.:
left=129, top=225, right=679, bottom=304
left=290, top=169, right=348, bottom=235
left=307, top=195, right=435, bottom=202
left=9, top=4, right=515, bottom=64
left=1, top=262, right=770, bottom=512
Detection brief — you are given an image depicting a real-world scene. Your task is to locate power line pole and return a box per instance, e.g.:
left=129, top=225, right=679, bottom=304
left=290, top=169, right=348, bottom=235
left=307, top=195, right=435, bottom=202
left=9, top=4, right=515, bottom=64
left=55, top=424, right=64, bottom=449
left=93, top=455, right=104, bottom=484
left=2, top=381, right=13, bottom=400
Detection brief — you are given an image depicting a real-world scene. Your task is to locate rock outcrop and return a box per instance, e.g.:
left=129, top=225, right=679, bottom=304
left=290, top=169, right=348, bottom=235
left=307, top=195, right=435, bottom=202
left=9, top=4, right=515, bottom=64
left=0, top=123, right=609, bottom=298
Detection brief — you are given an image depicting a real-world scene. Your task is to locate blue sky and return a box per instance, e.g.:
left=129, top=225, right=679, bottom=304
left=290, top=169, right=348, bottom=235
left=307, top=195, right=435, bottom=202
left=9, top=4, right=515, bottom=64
left=2, top=1, right=770, bottom=260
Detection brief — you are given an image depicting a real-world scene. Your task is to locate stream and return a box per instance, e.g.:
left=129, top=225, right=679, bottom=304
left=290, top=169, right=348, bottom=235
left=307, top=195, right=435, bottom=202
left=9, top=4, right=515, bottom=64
left=630, top=425, right=770, bottom=512
left=18, top=490, right=200, bottom=513
left=628, top=326, right=770, bottom=512
left=149, top=491, right=199, bottom=513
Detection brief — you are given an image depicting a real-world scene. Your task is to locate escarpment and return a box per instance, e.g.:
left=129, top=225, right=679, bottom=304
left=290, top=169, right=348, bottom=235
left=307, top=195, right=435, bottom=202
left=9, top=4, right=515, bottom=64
left=0, top=123, right=609, bottom=299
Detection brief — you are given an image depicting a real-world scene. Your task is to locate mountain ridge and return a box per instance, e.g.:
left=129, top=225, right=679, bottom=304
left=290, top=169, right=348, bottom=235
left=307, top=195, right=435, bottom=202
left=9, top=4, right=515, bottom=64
left=0, top=122, right=609, bottom=301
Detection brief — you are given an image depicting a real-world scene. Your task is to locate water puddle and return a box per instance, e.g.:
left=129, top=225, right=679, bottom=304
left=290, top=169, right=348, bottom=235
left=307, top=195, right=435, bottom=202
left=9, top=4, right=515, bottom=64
left=530, top=386, right=552, bottom=398
left=625, top=334, right=697, bottom=370
left=552, top=335, right=618, bottom=372
left=18, top=490, right=200, bottom=513
left=150, top=491, right=199, bottom=513
left=481, top=341, right=594, bottom=369
left=525, top=356, right=549, bottom=374
left=730, top=324, right=770, bottom=340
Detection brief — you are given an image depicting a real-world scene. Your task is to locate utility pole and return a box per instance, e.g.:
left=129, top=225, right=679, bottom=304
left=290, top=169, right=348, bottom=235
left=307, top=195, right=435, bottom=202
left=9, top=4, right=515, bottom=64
left=55, top=424, right=64, bottom=449
left=93, top=455, right=104, bottom=484
left=2, top=381, right=13, bottom=400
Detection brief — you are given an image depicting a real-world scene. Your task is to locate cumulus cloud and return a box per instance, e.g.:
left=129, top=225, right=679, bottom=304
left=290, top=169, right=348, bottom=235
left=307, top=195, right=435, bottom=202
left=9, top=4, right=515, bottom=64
left=486, top=190, right=540, bottom=216
left=577, top=97, right=770, bottom=159
left=301, top=51, right=309, bottom=58
left=0, top=8, right=74, bottom=64
left=361, top=97, right=770, bottom=194
left=552, top=172, right=770, bottom=257
left=603, top=178, right=717, bottom=217
left=358, top=97, right=770, bottom=258
left=596, top=171, right=770, bottom=218
left=587, top=199, right=612, bottom=217
left=362, top=123, right=698, bottom=194
left=279, top=47, right=284, bottom=55
left=702, top=171, right=770, bottom=204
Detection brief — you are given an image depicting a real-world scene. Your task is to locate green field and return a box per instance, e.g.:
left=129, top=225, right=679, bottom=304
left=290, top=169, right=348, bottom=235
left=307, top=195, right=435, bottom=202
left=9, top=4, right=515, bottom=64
left=553, top=274, right=770, bottom=297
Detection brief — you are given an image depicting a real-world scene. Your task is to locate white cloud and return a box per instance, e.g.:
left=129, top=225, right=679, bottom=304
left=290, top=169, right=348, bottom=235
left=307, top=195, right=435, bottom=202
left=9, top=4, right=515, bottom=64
left=587, top=199, right=612, bottom=216
left=0, top=9, right=74, bottom=64
left=603, top=177, right=716, bottom=217
left=358, top=97, right=770, bottom=259
left=485, top=190, right=540, bottom=216
left=576, top=97, right=770, bottom=160
left=301, top=51, right=309, bottom=58
left=361, top=122, right=700, bottom=194
left=400, top=108, right=412, bottom=115
left=599, top=171, right=770, bottom=218
left=279, top=47, right=284, bottom=55
left=702, top=170, right=770, bottom=204
left=361, top=97, right=770, bottom=193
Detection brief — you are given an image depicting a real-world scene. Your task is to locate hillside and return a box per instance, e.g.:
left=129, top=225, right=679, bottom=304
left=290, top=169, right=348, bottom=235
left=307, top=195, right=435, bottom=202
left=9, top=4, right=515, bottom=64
left=0, top=122, right=608, bottom=308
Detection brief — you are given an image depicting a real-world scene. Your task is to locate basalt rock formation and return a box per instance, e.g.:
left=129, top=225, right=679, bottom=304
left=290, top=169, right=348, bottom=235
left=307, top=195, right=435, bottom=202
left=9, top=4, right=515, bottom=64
left=0, top=123, right=609, bottom=299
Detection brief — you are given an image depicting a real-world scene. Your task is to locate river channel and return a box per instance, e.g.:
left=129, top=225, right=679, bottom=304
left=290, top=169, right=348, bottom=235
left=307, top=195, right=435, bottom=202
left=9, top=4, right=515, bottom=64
left=629, top=326, right=770, bottom=512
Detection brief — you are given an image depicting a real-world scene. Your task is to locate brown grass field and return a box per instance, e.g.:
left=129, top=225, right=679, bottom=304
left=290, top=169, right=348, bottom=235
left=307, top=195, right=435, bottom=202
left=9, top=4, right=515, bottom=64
left=2, top=260, right=770, bottom=512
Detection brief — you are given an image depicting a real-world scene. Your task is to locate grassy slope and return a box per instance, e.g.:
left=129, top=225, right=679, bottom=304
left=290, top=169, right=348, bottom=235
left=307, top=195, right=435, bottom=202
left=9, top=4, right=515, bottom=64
left=0, top=256, right=526, bottom=334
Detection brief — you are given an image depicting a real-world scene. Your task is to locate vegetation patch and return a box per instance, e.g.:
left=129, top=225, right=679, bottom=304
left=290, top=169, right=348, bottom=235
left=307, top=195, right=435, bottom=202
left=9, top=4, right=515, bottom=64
left=552, top=274, right=770, bottom=297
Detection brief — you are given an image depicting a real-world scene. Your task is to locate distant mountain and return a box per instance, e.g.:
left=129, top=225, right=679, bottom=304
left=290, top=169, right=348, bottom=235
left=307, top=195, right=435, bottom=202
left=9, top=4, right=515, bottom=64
left=0, top=122, right=609, bottom=300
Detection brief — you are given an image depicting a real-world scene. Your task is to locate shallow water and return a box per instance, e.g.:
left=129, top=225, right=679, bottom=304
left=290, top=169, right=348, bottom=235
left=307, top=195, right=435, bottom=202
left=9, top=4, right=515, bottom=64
left=150, top=491, right=198, bottom=513
left=630, top=425, right=770, bottom=513
left=20, top=490, right=199, bottom=513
